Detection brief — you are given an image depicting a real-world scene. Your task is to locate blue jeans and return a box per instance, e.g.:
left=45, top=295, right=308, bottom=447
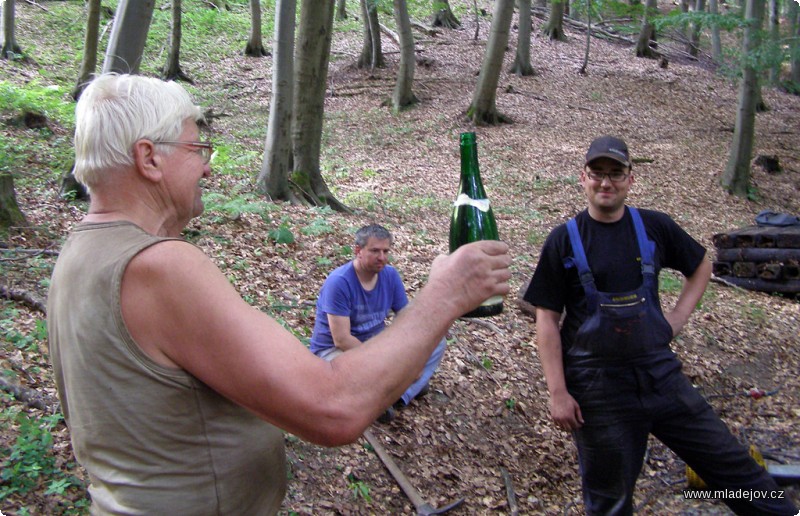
left=572, top=367, right=797, bottom=516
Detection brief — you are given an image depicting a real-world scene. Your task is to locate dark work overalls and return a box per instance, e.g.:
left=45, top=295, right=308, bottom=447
left=563, top=207, right=796, bottom=516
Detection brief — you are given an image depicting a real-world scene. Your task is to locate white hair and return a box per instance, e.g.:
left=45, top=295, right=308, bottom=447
left=73, top=74, right=203, bottom=188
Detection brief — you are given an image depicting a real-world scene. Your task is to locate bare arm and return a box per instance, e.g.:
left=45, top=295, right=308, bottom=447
left=664, top=253, right=711, bottom=337
left=535, top=307, right=583, bottom=431
left=327, top=314, right=363, bottom=351
left=122, top=239, right=511, bottom=446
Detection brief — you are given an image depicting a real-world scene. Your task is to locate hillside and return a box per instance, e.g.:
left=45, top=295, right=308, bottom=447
left=1, top=1, right=799, bottom=514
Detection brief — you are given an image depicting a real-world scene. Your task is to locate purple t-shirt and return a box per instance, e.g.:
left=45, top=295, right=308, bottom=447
left=309, top=262, right=408, bottom=355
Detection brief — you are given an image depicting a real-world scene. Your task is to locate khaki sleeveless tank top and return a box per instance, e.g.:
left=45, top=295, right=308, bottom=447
left=47, top=221, right=286, bottom=515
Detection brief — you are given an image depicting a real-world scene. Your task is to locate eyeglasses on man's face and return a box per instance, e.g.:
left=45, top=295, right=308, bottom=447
left=585, top=168, right=629, bottom=183
left=156, top=140, right=215, bottom=164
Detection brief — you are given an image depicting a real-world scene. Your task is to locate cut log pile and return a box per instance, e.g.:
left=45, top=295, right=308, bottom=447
left=712, top=226, right=800, bottom=295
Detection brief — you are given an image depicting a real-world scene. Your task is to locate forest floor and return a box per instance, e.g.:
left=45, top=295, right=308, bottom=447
left=1, top=1, right=800, bottom=515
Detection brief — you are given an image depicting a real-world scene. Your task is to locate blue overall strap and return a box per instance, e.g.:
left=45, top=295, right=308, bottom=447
left=566, top=218, right=599, bottom=308
left=628, top=207, right=657, bottom=288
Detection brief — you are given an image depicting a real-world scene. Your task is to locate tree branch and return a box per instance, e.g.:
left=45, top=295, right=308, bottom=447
left=0, top=284, right=47, bottom=314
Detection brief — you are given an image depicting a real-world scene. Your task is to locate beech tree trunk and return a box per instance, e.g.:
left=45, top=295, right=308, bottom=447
left=392, top=0, right=418, bottom=110
left=709, top=0, right=722, bottom=63
left=509, top=0, right=535, bottom=76
left=687, top=0, right=705, bottom=58
left=0, top=174, right=27, bottom=230
left=102, top=0, right=155, bottom=74
left=790, top=0, right=800, bottom=90
left=2, top=0, right=22, bottom=59
left=467, top=0, right=514, bottom=125
left=162, top=0, right=193, bottom=83
left=431, top=0, right=461, bottom=28
left=292, top=0, right=349, bottom=211
left=358, top=0, right=385, bottom=69
left=72, top=0, right=102, bottom=100
left=543, top=0, right=566, bottom=41
left=258, top=0, right=298, bottom=202
left=336, top=0, right=347, bottom=20
left=767, top=0, right=779, bottom=85
left=635, top=0, right=659, bottom=58
left=722, top=0, right=764, bottom=197
left=245, top=0, right=269, bottom=57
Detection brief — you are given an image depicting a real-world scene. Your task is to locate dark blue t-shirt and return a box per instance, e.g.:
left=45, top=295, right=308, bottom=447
left=310, top=262, right=408, bottom=355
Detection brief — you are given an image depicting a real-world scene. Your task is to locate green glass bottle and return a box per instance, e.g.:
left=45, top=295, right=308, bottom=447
left=449, top=132, right=503, bottom=318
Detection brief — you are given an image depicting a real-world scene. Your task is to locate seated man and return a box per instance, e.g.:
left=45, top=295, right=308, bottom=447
left=310, top=224, right=446, bottom=421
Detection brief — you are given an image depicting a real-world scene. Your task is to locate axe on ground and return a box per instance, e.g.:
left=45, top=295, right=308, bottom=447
left=363, top=428, right=465, bottom=516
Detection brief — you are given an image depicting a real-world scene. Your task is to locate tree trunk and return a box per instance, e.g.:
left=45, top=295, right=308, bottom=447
left=245, top=0, right=269, bottom=57
left=721, top=0, right=764, bottom=197
left=102, top=0, right=155, bottom=74
left=543, top=0, right=566, bottom=41
left=2, top=0, right=23, bottom=60
left=709, top=0, right=722, bottom=63
left=578, top=0, right=591, bottom=74
left=358, top=0, right=385, bottom=69
left=767, top=0, right=779, bottom=85
left=509, top=0, right=535, bottom=76
left=635, top=0, right=659, bottom=58
left=467, top=0, right=514, bottom=125
left=431, top=0, right=461, bottom=28
left=258, top=0, right=299, bottom=202
left=0, top=174, right=27, bottom=230
left=392, top=0, right=418, bottom=110
left=790, top=0, right=800, bottom=91
left=293, top=0, right=349, bottom=211
left=72, top=0, right=102, bottom=100
left=162, top=0, right=193, bottom=83
left=687, top=0, right=705, bottom=58
left=336, top=0, right=347, bottom=20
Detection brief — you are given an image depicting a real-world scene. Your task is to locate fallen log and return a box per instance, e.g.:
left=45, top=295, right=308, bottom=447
left=713, top=261, right=731, bottom=277
left=716, top=248, right=800, bottom=263
left=756, top=262, right=783, bottom=280
left=0, top=376, right=58, bottom=412
left=732, top=261, right=756, bottom=278
left=713, top=226, right=800, bottom=249
left=713, top=275, right=800, bottom=295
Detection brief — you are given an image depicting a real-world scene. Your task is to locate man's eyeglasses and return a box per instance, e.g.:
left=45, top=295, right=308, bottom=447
left=156, top=141, right=215, bottom=164
left=585, top=169, right=629, bottom=183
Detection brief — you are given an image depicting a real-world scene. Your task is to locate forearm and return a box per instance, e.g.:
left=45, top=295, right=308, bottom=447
left=332, top=333, right=363, bottom=351
left=536, top=312, right=568, bottom=397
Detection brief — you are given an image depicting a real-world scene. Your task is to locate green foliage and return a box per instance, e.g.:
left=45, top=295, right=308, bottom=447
left=0, top=410, right=86, bottom=507
left=202, top=192, right=278, bottom=221
left=505, top=397, right=517, bottom=411
left=347, top=473, right=372, bottom=503
left=0, top=81, right=74, bottom=126
left=0, top=308, right=45, bottom=352
left=658, top=270, right=684, bottom=295
left=268, top=224, right=296, bottom=244
left=480, top=354, right=493, bottom=370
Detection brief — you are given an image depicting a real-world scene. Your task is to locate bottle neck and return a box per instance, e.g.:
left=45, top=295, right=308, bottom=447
left=460, top=142, right=488, bottom=199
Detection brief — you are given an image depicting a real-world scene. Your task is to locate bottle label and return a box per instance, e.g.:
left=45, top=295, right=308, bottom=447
left=453, top=193, right=490, bottom=212
left=481, top=295, right=504, bottom=307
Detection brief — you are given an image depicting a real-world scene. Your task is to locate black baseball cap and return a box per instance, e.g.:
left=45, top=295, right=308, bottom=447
left=584, top=136, right=630, bottom=167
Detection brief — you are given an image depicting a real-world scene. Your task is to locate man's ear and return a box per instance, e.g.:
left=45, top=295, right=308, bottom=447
left=132, top=139, right=164, bottom=183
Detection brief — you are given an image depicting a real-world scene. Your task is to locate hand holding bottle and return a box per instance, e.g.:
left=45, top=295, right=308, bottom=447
left=426, top=240, right=512, bottom=321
